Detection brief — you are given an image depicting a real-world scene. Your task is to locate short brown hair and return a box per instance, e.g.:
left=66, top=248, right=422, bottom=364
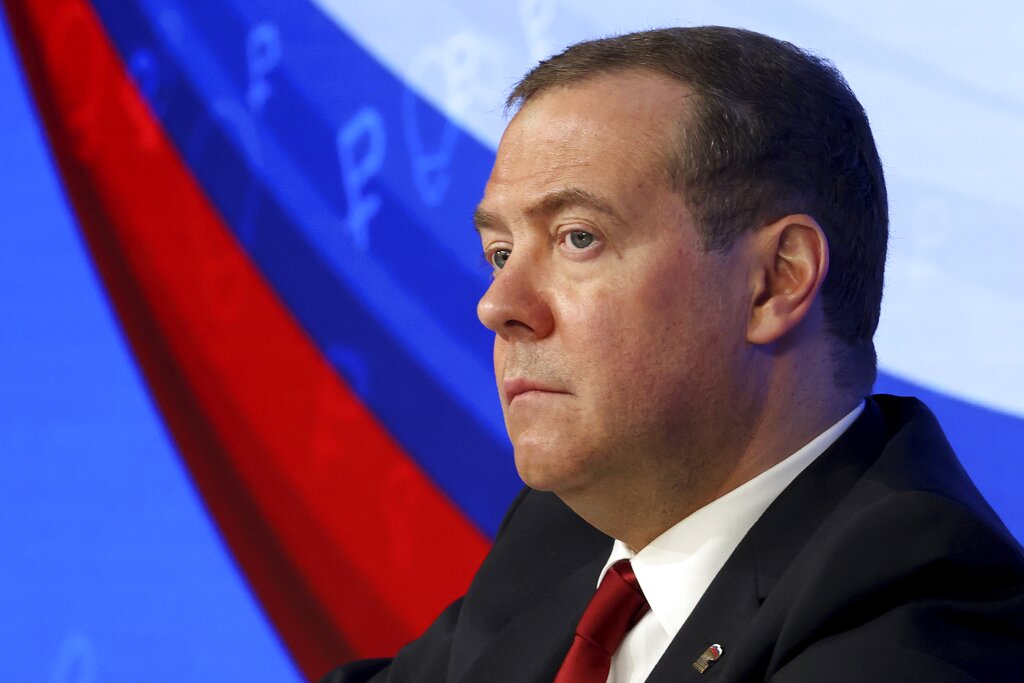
left=508, top=27, right=888, bottom=393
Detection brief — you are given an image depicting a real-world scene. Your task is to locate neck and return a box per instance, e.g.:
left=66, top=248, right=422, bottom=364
left=562, top=356, right=864, bottom=550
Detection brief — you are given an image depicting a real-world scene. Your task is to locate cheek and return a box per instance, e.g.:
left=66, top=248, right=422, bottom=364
left=567, top=268, right=694, bottom=357
left=577, top=273, right=713, bottom=397
left=558, top=290, right=673, bottom=401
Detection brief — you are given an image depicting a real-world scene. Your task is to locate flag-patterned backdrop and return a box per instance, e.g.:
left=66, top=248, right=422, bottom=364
left=1, top=1, right=1021, bottom=681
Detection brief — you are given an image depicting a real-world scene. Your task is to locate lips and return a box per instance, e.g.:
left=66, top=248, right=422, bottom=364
left=503, top=377, right=568, bottom=403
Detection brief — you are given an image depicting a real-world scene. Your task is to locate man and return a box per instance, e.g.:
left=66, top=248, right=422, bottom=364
left=323, top=26, right=1024, bottom=682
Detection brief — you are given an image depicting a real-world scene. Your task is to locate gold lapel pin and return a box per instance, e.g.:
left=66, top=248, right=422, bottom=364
left=692, top=643, right=723, bottom=674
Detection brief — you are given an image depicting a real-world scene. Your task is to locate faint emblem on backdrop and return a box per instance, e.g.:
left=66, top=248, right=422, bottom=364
left=50, top=633, right=96, bottom=683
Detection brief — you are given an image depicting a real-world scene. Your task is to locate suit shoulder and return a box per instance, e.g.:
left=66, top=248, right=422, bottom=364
left=765, top=491, right=1024, bottom=679
left=812, top=488, right=1024, bottom=588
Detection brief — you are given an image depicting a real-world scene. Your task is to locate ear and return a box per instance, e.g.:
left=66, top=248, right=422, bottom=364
left=747, top=214, right=829, bottom=345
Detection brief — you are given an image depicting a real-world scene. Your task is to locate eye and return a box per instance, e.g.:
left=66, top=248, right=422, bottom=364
left=565, top=230, right=596, bottom=249
left=490, top=248, right=511, bottom=269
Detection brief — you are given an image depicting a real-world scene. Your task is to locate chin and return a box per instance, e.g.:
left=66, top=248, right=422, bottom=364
left=512, top=440, right=590, bottom=495
left=513, top=449, right=558, bottom=491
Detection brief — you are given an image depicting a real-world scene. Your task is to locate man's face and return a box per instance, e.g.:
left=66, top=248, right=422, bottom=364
left=475, top=71, right=757, bottom=509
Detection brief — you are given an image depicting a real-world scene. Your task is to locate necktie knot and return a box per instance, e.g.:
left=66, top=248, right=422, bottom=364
left=554, top=560, right=650, bottom=682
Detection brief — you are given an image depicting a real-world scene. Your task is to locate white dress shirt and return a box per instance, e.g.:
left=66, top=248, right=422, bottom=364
left=598, top=402, right=865, bottom=683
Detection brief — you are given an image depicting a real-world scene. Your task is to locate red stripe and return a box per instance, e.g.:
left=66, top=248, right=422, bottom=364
left=4, top=0, right=491, bottom=678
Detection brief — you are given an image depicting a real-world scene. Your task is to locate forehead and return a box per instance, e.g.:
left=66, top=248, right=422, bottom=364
left=482, top=71, right=690, bottom=217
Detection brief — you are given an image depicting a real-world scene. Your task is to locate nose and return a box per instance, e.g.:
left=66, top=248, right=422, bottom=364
left=477, top=253, right=554, bottom=341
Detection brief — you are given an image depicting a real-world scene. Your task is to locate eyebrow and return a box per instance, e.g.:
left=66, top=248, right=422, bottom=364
left=473, top=187, right=622, bottom=233
left=473, top=206, right=501, bottom=233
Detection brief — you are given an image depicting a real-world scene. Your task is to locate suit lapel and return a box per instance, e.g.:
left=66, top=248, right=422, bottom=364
left=648, top=400, right=889, bottom=681
left=453, top=553, right=607, bottom=683
left=447, top=489, right=611, bottom=683
left=645, top=543, right=761, bottom=682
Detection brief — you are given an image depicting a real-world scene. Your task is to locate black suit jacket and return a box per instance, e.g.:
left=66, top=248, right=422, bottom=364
left=321, top=396, right=1024, bottom=682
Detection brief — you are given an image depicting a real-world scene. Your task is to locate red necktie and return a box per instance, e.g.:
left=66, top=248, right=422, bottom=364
left=554, top=560, right=651, bottom=683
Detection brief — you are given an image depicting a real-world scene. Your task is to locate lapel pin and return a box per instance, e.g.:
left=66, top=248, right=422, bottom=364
left=692, top=643, right=723, bottom=674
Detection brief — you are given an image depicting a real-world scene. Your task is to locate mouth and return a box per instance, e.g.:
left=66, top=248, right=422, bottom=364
left=503, top=377, right=568, bottom=404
